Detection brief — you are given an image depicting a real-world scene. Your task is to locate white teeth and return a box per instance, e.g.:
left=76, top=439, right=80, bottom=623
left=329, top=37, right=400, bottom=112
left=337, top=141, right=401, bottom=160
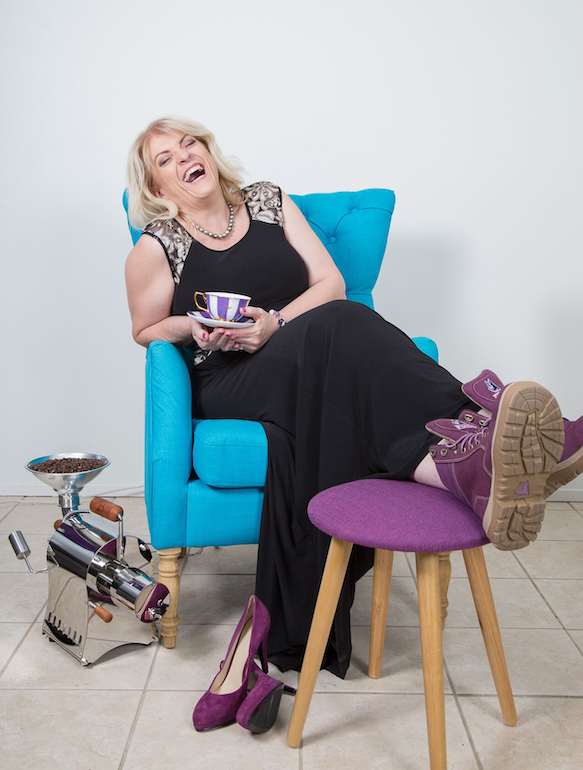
left=185, top=164, right=203, bottom=182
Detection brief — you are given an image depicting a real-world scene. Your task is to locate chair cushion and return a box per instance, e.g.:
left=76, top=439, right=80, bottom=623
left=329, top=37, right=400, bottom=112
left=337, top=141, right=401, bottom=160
left=192, top=419, right=268, bottom=488
left=186, top=480, right=263, bottom=546
left=308, top=479, right=490, bottom=553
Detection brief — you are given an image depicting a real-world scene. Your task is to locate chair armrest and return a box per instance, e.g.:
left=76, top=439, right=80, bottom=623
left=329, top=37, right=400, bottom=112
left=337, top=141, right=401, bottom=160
left=145, top=341, right=193, bottom=547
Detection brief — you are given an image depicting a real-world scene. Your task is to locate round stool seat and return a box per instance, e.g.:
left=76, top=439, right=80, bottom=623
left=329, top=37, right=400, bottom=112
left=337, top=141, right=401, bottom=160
left=308, top=479, right=489, bottom=552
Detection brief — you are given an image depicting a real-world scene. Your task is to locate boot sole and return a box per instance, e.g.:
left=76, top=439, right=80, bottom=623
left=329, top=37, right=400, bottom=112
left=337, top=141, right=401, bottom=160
left=483, top=382, right=564, bottom=550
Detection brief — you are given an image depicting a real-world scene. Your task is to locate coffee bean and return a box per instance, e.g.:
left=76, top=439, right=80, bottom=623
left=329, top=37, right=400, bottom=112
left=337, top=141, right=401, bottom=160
left=30, top=458, right=106, bottom=474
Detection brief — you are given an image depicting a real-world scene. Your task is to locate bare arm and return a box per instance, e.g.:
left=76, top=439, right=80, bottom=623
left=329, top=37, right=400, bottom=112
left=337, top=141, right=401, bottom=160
left=125, top=235, right=193, bottom=348
left=224, top=191, right=347, bottom=353
left=278, top=191, right=346, bottom=320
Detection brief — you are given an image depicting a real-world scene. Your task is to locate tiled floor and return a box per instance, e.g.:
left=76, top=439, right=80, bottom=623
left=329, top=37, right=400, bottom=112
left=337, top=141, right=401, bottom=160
left=1, top=496, right=582, bottom=769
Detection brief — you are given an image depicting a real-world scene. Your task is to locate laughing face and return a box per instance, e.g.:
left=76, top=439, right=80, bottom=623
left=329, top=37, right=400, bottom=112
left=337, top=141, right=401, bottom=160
left=147, top=132, right=220, bottom=208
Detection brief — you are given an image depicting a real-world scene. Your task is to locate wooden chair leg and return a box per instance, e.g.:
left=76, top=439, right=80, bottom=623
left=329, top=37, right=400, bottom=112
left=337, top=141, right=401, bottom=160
left=287, top=538, right=354, bottom=748
left=369, top=548, right=394, bottom=678
left=438, top=552, right=452, bottom=629
left=416, top=552, right=447, bottom=770
left=157, top=547, right=182, bottom=649
left=463, top=547, right=517, bottom=726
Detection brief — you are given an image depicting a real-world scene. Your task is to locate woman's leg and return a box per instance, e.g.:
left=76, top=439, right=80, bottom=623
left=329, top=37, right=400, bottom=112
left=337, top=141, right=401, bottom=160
left=411, top=450, right=447, bottom=490
left=411, top=408, right=491, bottom=491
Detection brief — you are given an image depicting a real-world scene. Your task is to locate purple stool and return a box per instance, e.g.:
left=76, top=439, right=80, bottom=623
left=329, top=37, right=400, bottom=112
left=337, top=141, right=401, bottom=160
left=287, top=480, right=517, bottom=770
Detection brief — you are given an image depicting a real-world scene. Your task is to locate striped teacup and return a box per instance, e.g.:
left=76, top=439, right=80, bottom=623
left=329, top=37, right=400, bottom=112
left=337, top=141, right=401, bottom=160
left=194, top=291, right=251, bottom=322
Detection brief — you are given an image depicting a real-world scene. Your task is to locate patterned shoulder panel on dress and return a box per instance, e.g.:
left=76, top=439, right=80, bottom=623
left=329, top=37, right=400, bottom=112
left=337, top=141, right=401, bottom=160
left=243, top=181, right=284, bottom=227
left=142, top=219, right=193, bottom=284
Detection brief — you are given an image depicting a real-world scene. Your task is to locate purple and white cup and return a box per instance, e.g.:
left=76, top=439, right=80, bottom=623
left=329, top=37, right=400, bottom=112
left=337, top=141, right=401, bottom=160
left=194, top=291, right=251, bottom=322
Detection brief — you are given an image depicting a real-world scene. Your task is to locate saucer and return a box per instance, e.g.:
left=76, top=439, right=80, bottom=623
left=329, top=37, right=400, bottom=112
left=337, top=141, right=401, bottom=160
left=187, top=311, right=255, bottom=328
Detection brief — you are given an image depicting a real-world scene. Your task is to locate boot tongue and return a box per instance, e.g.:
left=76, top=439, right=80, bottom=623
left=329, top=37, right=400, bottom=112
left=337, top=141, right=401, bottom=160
left=462, top=369, right=505, bottom=414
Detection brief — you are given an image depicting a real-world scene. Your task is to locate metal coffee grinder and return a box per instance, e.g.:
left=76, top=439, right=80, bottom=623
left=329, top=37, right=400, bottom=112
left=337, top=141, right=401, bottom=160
left=8, top=453, right=170, bottom=666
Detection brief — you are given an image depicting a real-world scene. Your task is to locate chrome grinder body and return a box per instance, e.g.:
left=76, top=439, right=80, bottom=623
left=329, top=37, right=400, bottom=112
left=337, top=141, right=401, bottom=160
left=8, top=454, right=170, bottom=666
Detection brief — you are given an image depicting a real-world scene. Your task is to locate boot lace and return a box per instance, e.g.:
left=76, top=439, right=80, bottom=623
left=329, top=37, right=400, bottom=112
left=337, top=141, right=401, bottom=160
left=444, top=417, right=491, bottom=454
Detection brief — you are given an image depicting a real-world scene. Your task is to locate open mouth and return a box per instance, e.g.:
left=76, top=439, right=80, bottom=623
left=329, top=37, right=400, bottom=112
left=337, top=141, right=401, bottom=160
left=184, top=164, right=205, bottom=183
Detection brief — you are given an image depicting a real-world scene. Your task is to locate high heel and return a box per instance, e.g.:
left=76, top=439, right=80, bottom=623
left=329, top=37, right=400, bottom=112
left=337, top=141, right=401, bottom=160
left=192, top=595, right=271, bottom=732
left=236, top=662, right=297, bottom=734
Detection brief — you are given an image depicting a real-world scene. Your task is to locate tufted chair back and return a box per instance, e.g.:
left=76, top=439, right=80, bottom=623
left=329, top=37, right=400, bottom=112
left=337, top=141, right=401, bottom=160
left=290, top=190, right=394, bottom=307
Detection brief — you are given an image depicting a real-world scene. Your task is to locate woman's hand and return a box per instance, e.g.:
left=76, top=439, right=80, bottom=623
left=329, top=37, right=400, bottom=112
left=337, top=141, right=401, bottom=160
left=190, top=319, right=234, bottom=352
left=216, top=306, right=280, bottom=354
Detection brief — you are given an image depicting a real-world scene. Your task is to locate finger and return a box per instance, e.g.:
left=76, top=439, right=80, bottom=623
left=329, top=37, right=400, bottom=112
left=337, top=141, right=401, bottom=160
left=214, top=329, right=236, bottom=352
left=240, top=305, right=262, bottom=320
left=190, top=320, right=207, bottom=343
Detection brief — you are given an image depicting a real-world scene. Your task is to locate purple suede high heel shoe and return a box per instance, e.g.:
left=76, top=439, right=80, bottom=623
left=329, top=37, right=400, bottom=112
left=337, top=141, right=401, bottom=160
left=192, top=595, right=271, bottom=732
left=236, top=662, right=296, bottom=734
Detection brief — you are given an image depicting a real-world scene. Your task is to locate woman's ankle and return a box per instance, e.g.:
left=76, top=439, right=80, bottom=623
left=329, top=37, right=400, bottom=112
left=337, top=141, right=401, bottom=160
left=410, top=448, right=448, bottom=491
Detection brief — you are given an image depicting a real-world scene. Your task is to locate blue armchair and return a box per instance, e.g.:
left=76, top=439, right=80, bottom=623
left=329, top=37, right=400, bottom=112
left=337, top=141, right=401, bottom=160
left=123, top=188, right=438, bottom=647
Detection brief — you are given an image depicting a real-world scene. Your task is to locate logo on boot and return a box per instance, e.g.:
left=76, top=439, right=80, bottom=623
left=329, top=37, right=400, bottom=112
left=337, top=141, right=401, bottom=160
left=485, top=378, right=501, bottom=398
left=514, top=480, right=530, bottom=496
left=452, top=419, right=473, bottom=430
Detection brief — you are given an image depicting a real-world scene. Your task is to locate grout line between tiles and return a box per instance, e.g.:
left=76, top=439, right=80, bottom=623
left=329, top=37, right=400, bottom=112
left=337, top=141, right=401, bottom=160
left=0, top=501, right=24, bottom=524
left=566, top=630, right=583, bottom=658
left=510, top=551, right=583, bottom=654
left=0, top=601, right=47, bottom=679
left=443, top=659, right=483, bottom=770
left=118, top=641, right=161, bottom=769
left=1, top=687, right=580, bottom=699
left=458, top=692, right=583, bottom=700
left=445, top=575, right=582, bottom=580
left=0, top=686, right=168, bottom=692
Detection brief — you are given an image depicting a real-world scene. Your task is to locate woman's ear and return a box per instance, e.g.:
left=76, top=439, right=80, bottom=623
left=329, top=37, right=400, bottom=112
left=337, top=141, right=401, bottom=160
left=153, top=188, right=167, bottom=200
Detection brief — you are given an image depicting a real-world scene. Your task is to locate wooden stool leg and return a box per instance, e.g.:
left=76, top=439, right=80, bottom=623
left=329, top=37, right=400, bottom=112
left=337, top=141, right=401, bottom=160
left=369, top=548, right=394, bottom=678
left=416, top=552, right=447, bottom=770
left=463, top=547, right=517, bottom=726
left=287, top=538, right=354, bottom=748
left=157, top=547, right=182, bottom=649
left=438, top=552, right=452, bottom=629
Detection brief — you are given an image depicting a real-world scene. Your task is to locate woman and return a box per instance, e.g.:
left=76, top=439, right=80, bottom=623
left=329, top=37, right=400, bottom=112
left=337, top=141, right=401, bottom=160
left=125, top=116, right=582, bottom=678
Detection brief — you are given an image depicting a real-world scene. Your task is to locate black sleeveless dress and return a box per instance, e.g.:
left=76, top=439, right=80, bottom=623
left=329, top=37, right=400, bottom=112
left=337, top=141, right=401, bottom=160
left=144, top=182, right=473, bottom=677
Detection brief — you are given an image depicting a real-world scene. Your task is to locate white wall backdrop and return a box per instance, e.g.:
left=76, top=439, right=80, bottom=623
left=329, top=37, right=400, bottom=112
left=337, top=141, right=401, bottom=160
left=1, top=0, right=582, bottom=497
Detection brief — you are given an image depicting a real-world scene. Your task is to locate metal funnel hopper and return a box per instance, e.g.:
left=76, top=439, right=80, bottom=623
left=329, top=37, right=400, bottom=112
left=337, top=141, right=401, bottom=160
left=26, top=453, right=110, bottom=512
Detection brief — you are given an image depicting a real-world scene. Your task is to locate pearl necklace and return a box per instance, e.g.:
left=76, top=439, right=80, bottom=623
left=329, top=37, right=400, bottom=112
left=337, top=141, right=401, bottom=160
left=183, top=202, right=235, bottom=240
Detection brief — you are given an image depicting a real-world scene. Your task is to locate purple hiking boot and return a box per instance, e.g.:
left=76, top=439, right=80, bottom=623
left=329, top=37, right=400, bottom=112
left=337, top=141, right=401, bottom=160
left=545, top=416, right=583, bottom=498
left=461, top=369, right=506, bottom=417
left=427, top=384, right=564, bottom=550
left=463, top=370, right=583, bottom=498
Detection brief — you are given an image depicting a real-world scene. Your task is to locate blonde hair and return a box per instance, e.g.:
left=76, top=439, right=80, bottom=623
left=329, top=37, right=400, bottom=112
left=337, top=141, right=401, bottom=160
left=126, top=116, right=246, bottom=228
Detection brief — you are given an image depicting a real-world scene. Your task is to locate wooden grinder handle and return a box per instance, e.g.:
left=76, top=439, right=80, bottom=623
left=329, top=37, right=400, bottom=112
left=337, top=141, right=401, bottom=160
left=94, top=606, right=113, bottom=623
left=89, top=497, right=123, bottom=521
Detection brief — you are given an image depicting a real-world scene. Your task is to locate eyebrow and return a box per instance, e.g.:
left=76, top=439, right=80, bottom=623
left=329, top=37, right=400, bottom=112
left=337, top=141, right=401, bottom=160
left=154, top=135, right=189, bottom=162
